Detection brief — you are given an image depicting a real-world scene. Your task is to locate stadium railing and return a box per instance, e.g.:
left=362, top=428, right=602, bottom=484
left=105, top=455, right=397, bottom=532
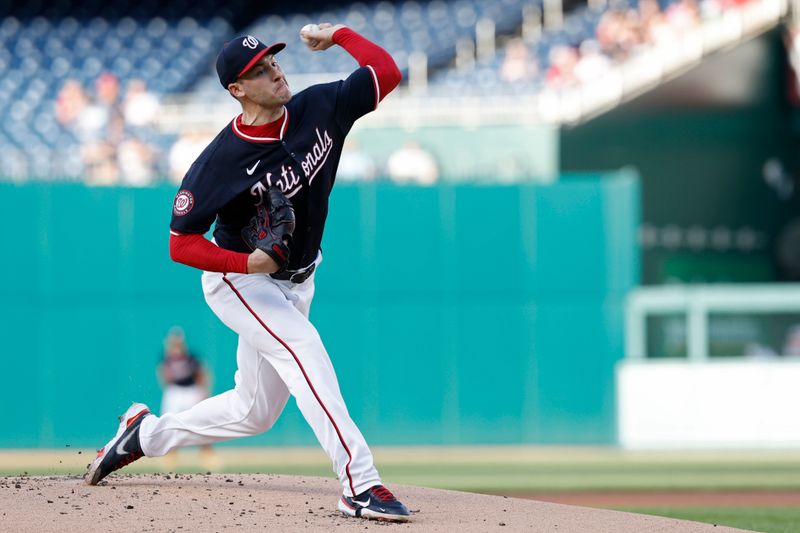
left=619, top=283, right=800, bottom=449
left=625, top=283, right=800, bottom=361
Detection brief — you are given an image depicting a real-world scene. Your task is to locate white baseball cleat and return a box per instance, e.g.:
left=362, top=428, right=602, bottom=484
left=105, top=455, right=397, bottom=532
left=85, top=402, right=151, bottom=485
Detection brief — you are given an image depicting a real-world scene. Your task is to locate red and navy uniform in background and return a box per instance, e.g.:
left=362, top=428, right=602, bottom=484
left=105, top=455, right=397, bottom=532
left=161, top=352, right=202, bottom=387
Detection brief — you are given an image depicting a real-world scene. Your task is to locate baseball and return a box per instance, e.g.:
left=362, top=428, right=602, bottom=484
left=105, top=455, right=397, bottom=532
left=300, top=23, right=320, bottom=45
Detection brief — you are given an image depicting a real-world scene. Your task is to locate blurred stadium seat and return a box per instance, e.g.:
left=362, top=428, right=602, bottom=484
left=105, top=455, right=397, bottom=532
left=0, top=0, right=784, bottom=182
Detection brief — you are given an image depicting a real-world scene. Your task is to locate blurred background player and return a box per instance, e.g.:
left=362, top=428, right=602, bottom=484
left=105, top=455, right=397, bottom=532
left=385, top=140, right=439, bottom=185
left=157, top=326, right=215, bottom=471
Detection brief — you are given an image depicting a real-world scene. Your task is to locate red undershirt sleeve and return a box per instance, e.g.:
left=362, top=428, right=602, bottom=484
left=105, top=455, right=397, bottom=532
left=332, top=27, right=402, bottom=101
left=169, top=232, right=250, bottom=274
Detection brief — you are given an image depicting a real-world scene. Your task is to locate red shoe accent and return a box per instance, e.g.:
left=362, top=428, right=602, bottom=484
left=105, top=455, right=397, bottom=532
left=126, top=409, right=150, bottom=427
left=371, top=486, right=397, bottom=502
left=113, top=451, right=144, bottom=472
left=96, top=447, right=105, bottom=458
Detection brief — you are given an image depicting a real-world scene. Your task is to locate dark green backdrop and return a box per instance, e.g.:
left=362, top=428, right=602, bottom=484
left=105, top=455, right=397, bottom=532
left=561, top=28, right=800, bottom=284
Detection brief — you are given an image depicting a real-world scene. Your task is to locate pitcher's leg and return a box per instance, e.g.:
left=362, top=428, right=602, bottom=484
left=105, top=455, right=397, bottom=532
left=140, top=337, right=289, bottom=457
left=276, top=334, right=382, bottom=496
left=221, top=273, right=381, bottom=496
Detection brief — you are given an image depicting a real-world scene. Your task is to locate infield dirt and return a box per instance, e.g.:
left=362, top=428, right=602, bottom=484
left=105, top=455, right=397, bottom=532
left=0, top=473, right=754, bottom=532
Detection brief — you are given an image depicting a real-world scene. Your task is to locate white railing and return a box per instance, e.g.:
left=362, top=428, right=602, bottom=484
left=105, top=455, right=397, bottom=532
left=625, top=284, right=800, bottom=361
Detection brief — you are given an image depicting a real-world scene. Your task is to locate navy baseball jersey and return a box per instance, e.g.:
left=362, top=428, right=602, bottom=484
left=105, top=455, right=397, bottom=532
left=161, top=353, right=202, bottom=387
left=171, top=66, right=378, bottom=271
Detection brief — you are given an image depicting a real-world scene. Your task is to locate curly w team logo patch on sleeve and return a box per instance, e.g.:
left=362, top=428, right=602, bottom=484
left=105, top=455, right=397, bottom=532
left=173, top=190, right=195, bottom=216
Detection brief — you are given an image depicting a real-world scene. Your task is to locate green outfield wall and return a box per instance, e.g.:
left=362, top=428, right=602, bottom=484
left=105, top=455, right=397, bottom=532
left=0, top=171, right=639, bottom=448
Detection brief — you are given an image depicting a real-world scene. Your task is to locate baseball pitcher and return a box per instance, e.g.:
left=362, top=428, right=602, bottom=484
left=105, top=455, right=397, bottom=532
left=86, top=23, right=410, bottom=522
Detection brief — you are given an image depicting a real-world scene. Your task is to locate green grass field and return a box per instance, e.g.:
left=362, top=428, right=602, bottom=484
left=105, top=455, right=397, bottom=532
left=615, top=508, right=800, bottom=533
left=3, top=446, right=799, bottom=532
left=5, top=446, right=800, bottom=490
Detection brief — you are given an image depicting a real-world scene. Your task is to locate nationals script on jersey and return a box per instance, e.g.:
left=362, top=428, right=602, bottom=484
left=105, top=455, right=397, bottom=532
left=170, top=65, right=378, bottom=271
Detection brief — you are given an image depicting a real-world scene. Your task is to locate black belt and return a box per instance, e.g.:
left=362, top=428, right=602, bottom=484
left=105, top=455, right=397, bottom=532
left=270, top=262, right=316, bottom=284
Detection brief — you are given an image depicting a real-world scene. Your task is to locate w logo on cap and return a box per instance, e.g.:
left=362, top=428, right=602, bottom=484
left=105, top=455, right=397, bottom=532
left=217, top=35, right=285, bottom=88
left=243, top=35, right=259, bottom=49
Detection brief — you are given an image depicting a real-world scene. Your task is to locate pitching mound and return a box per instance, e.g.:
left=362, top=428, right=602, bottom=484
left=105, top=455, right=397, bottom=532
left=1, top=474, right=751, bottom=532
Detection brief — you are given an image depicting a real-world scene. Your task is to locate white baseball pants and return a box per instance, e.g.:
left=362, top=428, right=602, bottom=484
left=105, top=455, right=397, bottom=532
left=139, top=262, right=381, bottom=497
left=160, top=384, right=207, bottom=415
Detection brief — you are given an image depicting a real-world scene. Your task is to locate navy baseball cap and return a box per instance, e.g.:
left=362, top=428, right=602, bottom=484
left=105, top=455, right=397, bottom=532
left=216, top=35, right=286, bottom=88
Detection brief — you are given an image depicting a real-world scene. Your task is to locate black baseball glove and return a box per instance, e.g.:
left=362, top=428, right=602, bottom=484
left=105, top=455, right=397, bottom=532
left=241, top=187, right=296, bottom=271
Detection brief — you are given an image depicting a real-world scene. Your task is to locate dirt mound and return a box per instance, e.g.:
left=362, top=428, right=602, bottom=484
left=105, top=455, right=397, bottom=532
left=0, top=474, right=752, bottom=532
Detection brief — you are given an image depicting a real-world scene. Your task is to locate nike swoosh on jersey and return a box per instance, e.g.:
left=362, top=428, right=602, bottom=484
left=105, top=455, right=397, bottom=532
left=115, top=431, right=135, bottom=455
left=246, top=160, right=261, bottom=175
